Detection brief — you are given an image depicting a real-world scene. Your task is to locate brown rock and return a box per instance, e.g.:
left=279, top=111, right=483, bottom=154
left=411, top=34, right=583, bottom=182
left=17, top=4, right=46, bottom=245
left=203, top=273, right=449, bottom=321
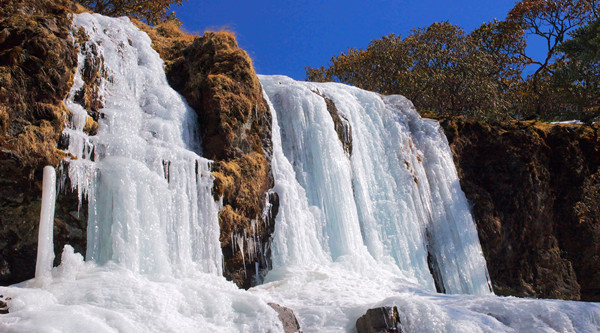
left=268, top=303, right=302, bottom=333
left=0, top=0, right=85, bottom=286
left=356, top=306, right=402, bottom=333
left=440, top=118, right=600, bottom=301
left=311, top=90, right=352, bottom=155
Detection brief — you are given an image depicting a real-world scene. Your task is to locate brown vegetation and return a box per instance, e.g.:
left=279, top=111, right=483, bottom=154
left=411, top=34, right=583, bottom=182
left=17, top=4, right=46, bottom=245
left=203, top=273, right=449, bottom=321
left=308, top=1, right=600, bottom=121
left=306, top=21, right=527, bottom=120
left=0, top=0, right=77, bottom=170
left=75, top=0, right=185, bottom=25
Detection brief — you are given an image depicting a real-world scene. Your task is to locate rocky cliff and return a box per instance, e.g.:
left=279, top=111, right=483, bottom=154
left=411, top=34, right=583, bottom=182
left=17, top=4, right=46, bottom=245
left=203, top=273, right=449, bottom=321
left=441, top=119, right=600, bottom=301
left=0, top=0, right=87, bottom=286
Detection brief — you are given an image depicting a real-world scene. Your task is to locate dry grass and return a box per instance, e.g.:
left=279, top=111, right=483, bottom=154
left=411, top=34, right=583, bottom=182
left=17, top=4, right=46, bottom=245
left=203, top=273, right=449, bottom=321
left=0, top=0, right=77, bottom=170
left=132, top=19, right=195, bottom=64
left=13, top=121, right=64, bottom=168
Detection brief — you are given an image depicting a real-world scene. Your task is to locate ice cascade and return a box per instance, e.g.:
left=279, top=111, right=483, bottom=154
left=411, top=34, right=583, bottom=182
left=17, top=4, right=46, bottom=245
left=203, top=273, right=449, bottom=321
left=62, top=14, right=222, bottom=276
left=260, top=75, right=491, bottom=295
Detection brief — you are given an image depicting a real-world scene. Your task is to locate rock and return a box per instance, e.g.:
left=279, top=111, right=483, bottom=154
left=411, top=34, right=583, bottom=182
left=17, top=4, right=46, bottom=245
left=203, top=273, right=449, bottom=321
left=440, top=118, right=600, bottom=301
left=268, top=303, right=302, bottom=333
left=311, top=90, right=353, bottom=155
left=0, top=0, right=84, bottom=286
left=0, top=295, right=10, bottom=314
left=356, top=306, right=402, bottom=333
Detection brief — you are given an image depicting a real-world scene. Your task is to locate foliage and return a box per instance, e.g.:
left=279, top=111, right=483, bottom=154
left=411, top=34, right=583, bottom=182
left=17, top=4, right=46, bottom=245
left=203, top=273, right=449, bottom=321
left=552, top=18, right=600, bottom=120
left=507, top=0, right=598, bottom=77
left=506, top=0, right=599, bottom=117
left=76, top=0, right=185, bottom=25
left=307, top=1, right=600, bottom=121
left=306, top=21, right=527, bottom=119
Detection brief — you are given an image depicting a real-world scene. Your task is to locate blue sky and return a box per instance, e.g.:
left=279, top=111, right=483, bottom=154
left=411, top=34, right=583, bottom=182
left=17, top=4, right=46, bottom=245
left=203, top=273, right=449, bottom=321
left=175, top=0, right=534, bottom=80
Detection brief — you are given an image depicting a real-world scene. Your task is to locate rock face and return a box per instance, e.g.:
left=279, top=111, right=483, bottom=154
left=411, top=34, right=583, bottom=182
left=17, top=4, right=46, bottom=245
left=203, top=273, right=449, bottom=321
left=268, top=303, right=302, bottom=333
left=356, top=306, right=402, bottom=333
left=0, top=0, right=86, bottom=286
left=441, top=118, right=600, bottom=301
left=139, top=24, right=277, bottom=288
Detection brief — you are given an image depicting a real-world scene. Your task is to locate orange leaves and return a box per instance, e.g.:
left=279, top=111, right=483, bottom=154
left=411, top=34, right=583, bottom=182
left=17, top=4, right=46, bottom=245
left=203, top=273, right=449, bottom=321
left=306, top=21, right=528, bottom=119
left=77, top=0, right=186, bottom=25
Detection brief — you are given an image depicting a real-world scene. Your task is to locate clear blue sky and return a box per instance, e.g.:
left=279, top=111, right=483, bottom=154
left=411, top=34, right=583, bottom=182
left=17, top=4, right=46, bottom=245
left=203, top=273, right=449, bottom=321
left=175, top=0, right=536, bottom=80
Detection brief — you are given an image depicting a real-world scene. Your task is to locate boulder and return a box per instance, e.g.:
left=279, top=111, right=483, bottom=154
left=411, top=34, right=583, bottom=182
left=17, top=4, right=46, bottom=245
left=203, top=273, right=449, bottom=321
left=268, top=303, right=301, bottom=333
left=356, top=306, right=402, bottom=333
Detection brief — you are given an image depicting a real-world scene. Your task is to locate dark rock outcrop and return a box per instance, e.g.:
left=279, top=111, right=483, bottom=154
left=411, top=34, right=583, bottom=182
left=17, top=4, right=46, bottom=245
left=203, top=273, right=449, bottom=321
left=356, top=306, right=402, bottom=333
left=311, top=90, right=352, bottom=155
left=0, top=0, right=86, bottom=286
left=441, top=118, right=600, bottom=301
left=268, top=303, right=302, bottom=333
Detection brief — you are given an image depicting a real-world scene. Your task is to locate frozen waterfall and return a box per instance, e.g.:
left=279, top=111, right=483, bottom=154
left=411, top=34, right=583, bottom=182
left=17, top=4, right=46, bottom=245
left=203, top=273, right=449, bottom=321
left=0, top=13, right=283, bottom=332
left=1, top=12, right=599, bottom=333
left=260, top=75, right=491, bottom=295
left=62, top=13, right=222, bottom=277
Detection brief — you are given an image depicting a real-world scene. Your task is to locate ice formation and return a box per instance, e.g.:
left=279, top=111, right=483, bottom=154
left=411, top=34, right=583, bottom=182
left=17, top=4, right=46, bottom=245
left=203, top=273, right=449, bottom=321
left=63, top=13, right=222, bottom=276
left=254, top=76, right=600, bottom=331
left=260, top=75, right=491, bottom=295
left=1, top=12, right=599, bottom=333
left=33, top=166, right=57, bottom=286
left=0, top=13, right=282, bottom=332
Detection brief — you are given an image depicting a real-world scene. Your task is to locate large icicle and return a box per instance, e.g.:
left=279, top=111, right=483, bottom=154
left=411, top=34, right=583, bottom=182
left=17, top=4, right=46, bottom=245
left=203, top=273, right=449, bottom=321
left=34, top=166, right=57, bottom=286
left=63, top=13, right=221, bottom=277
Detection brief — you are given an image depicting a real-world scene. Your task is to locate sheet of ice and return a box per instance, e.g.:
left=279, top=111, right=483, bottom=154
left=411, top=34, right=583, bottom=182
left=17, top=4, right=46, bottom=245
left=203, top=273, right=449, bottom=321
left=259, top=75, right=490, bottom=295
left=0, top=13, right=282, bottom=332
left=550, top=120, right=584, bottom=125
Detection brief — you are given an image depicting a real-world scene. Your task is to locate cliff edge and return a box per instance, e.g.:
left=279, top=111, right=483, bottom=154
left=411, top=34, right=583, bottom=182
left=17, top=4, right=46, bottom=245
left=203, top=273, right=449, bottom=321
left=441, top=119, right=600, bottom=301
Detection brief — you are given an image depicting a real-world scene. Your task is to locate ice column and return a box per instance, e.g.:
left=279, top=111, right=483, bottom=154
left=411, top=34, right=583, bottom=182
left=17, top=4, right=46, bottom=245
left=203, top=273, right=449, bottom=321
left=35, top=165, right=57, bottom=285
